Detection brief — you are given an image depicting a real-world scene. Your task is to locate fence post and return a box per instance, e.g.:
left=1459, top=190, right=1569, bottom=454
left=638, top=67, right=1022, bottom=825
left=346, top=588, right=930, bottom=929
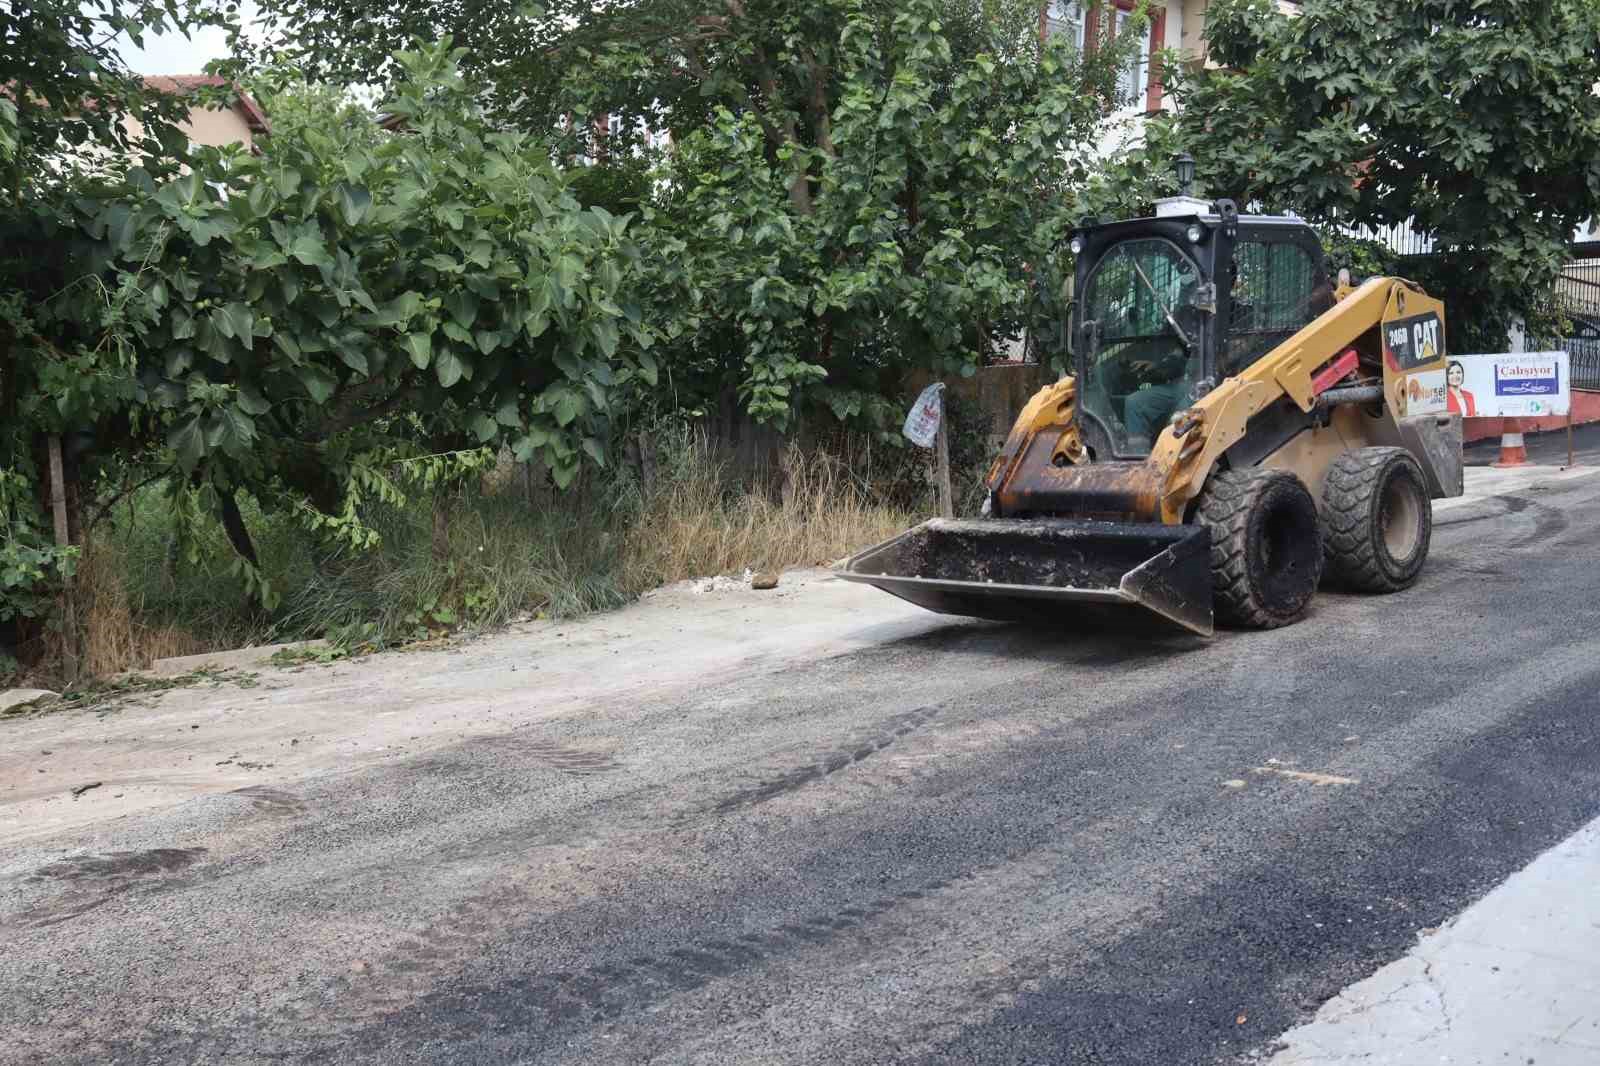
left=935, top=416, right=954, bottom=519
left=47, top=435, right=80, bottom=684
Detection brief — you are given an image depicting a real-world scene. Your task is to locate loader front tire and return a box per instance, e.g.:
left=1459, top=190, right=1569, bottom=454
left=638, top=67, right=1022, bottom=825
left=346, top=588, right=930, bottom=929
left=1321, top=447, right=1431, bottom=593
left=1197, top=468, right=1324, bottom=629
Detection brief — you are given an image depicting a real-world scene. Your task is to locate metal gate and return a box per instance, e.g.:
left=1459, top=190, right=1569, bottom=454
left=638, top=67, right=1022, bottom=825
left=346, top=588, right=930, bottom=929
left=1531, top=259, right=1600, bottom=390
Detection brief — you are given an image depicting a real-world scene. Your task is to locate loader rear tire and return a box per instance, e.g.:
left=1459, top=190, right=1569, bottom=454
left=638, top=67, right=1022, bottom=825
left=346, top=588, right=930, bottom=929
left=1321, top=447, right=1431, bottom=593
left=1197, top=468, right=1324, bottom=629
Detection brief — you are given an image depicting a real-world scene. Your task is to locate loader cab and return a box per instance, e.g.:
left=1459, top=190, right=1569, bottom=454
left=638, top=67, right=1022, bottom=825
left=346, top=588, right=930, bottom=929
left=1068, top=200, right=1333, bottom=460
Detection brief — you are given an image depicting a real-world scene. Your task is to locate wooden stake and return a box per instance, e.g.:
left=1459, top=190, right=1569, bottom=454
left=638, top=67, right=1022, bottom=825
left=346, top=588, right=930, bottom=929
left=47, top=435, right=80, bottom=684
left=935, top=402, right=954, bottom=519
left=1568, top=406, right=1576, bottom=469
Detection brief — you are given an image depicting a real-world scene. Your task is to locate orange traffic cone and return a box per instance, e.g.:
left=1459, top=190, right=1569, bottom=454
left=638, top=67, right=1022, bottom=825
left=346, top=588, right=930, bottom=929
left=1492, top=417, right=1531, bottom=468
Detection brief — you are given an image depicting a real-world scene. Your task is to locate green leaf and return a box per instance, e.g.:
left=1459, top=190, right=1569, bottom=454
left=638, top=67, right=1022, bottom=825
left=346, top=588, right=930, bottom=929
left=103, top=204, right=135, bottom=250
left=403, top=332, right=432, bottom=369
left=216, top=406, right=258, bottom=453
left=237, top=384, right=272, bottom=416
left=435, top=350, right=466, bottom=388
left=445, top=290, right=479, bottom=328
left=169, top=416, right=206, bottom=470
left=550, top=458, right=578, bottom=489
left=336, top=183, right=373, bottom=226
left=214, top=302, right=254, bottom=341
left=474, top=329, right=501, bottom=355
left=511, top=428, right=549, bottom=461
left=553, top=389, right=581, bottom=426
left=581, top=437, right=606, bottom=467
left=338, top=346, right=370, bottom=375
left=468, top=412, right=498, bottom=442
left=495, top=397, right=522, bottom=426
left=289, top=234, right=334, bottom=268
left=637, top=349, right=659, bottom=386
left=298, top=366, right=338, bottom=405
left=274, top=167, right=303, bottom=199
left=381, top=291, right=424, bottom=324
left=553, top=254, right=584, bottom=296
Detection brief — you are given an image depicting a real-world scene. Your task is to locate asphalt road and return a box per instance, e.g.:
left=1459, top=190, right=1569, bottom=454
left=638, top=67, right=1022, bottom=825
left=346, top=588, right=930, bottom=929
left=5, top=472, right=1600, bottom=1066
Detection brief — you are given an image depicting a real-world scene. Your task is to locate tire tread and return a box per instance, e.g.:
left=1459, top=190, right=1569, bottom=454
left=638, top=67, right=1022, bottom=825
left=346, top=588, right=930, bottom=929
left=1197, top=468, right=1321, bottom=629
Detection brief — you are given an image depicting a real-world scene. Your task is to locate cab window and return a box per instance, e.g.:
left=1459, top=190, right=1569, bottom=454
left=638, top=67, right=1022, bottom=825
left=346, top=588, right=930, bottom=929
left=1222, top=241, right=1327, bottom=376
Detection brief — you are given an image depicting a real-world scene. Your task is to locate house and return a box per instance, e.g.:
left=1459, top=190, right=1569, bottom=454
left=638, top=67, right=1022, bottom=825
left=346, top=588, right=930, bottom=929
left=1043, top=0, right=1302, bottom=157
left=128, top=75, right=270, bottom=152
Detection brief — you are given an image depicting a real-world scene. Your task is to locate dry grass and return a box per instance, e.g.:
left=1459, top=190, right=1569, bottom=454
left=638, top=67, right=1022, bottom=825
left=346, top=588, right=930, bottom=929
left=36, top=431, right=926, bottom=682
left=76, top=545, right=211, bottom=676
left=621, top=434, right=918, bottom=589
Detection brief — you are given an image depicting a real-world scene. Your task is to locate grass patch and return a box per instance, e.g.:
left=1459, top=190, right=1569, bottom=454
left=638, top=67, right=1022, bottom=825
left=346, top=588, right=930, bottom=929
left=40, top=427, right=924, bottom=681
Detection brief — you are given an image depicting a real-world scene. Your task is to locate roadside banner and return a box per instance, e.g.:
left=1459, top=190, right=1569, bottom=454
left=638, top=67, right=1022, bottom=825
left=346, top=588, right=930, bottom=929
left=1444, top=351, right=1570, bottom=418
left=903, top=382, right=944, bottom=449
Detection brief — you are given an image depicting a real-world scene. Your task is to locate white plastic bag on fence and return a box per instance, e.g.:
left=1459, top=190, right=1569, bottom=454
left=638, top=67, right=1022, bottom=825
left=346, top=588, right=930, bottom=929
left=902, top=383, right=944, bottom=449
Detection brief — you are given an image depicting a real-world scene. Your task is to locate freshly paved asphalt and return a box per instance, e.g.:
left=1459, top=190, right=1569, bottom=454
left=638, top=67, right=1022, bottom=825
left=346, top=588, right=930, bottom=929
left=4, top=471, right=1600, bottom=1065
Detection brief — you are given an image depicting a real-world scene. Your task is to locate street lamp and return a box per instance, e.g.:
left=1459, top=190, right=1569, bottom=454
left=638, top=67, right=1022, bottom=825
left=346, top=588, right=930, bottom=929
left=1174, top=152, right=1196, bottom=197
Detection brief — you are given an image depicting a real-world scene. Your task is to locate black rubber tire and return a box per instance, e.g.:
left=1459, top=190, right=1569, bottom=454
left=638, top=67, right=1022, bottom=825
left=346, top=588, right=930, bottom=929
left=1196, top=468, right=1325, bottom=629
left=1321, top=446, right=1432, bottom=593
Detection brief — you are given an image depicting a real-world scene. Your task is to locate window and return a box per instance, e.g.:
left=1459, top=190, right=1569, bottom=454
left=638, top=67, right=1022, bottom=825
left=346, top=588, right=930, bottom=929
left=1081, top=238, right=1203, bottom=455
left=1221, top=241, right=1327, bottom=375
left=1114, top=8, right=1151, bottom=110
left=1045, top=0, right=1085, bottom=49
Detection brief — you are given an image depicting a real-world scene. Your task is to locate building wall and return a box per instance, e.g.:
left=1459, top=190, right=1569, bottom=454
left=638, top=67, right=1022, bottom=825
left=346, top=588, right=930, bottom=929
left=177, top=105, right=257, bottom=152
left=123, top=104, right=258, bottom=153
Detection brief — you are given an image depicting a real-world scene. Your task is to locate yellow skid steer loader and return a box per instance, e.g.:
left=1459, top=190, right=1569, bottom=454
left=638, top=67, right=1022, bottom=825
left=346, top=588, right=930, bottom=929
left=835, top=196, right=1464, bottom=636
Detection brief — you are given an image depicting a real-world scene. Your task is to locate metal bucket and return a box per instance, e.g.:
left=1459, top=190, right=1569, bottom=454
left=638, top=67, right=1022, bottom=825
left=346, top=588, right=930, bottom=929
left=833, top=517, right=1214, bottom=636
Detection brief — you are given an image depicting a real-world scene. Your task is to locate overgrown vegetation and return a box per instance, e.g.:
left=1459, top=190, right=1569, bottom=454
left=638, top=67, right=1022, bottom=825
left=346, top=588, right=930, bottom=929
left=1104, top=0, right=1600, bottom=351
left=2, top=0, right=1129, bottom=683
left=17, top=424, right=924, bottom=682
left=9, top=0, right=1600, bottom=685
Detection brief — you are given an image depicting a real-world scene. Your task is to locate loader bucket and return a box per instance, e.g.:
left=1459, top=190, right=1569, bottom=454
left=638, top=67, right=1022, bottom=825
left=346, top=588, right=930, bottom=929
left=833, top=517, right=1214, bottom=636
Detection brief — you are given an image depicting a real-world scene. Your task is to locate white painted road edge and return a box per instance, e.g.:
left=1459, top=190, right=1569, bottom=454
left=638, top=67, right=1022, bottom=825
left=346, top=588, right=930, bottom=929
left=1265, top=817, right=1600, bottom=1064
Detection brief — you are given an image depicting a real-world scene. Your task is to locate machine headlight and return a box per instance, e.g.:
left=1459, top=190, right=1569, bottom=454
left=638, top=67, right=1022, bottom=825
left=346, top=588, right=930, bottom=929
left=1069, top=236, right=1084, bottom=256
left=1186, top=223, right=1204, bottom=244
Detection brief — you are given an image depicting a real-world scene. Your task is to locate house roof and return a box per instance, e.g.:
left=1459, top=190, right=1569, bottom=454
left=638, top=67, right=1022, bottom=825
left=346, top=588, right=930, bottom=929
left=143, top=75, right=271, bottom=134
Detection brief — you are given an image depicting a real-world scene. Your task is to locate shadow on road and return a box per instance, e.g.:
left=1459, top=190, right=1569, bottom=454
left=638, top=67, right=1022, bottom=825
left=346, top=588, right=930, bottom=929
left=846, top=609, right=1206, bottom=667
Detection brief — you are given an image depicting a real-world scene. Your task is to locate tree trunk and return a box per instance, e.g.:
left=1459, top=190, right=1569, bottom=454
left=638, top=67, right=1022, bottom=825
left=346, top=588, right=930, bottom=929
left=219, top=494, right=259, bottom=568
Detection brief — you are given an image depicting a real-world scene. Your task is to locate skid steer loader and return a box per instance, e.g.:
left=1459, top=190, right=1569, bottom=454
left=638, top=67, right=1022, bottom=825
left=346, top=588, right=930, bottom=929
left=835, top=194, right=1464, bottom=636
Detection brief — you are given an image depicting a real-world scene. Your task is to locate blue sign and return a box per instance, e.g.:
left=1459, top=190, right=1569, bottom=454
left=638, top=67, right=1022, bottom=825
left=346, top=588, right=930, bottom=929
left=1494, top=361, right=1561, bottom=396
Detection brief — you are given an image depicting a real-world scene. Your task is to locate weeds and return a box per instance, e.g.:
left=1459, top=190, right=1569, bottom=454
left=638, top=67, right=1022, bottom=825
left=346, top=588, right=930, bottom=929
left=621, top=433, right=915, bottom=590
left=20, top=424, right=931, bottom=682
left=1, top=667, right=256, bottom=719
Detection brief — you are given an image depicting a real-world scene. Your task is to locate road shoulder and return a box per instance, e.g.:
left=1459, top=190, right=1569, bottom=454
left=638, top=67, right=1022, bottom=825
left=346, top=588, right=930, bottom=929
left=1267, top=814, right=1600, bottom=1065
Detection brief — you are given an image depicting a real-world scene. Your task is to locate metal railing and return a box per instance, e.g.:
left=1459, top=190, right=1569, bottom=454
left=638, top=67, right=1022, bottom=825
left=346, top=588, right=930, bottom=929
left=1531, top=262, right=1600, bottom=391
